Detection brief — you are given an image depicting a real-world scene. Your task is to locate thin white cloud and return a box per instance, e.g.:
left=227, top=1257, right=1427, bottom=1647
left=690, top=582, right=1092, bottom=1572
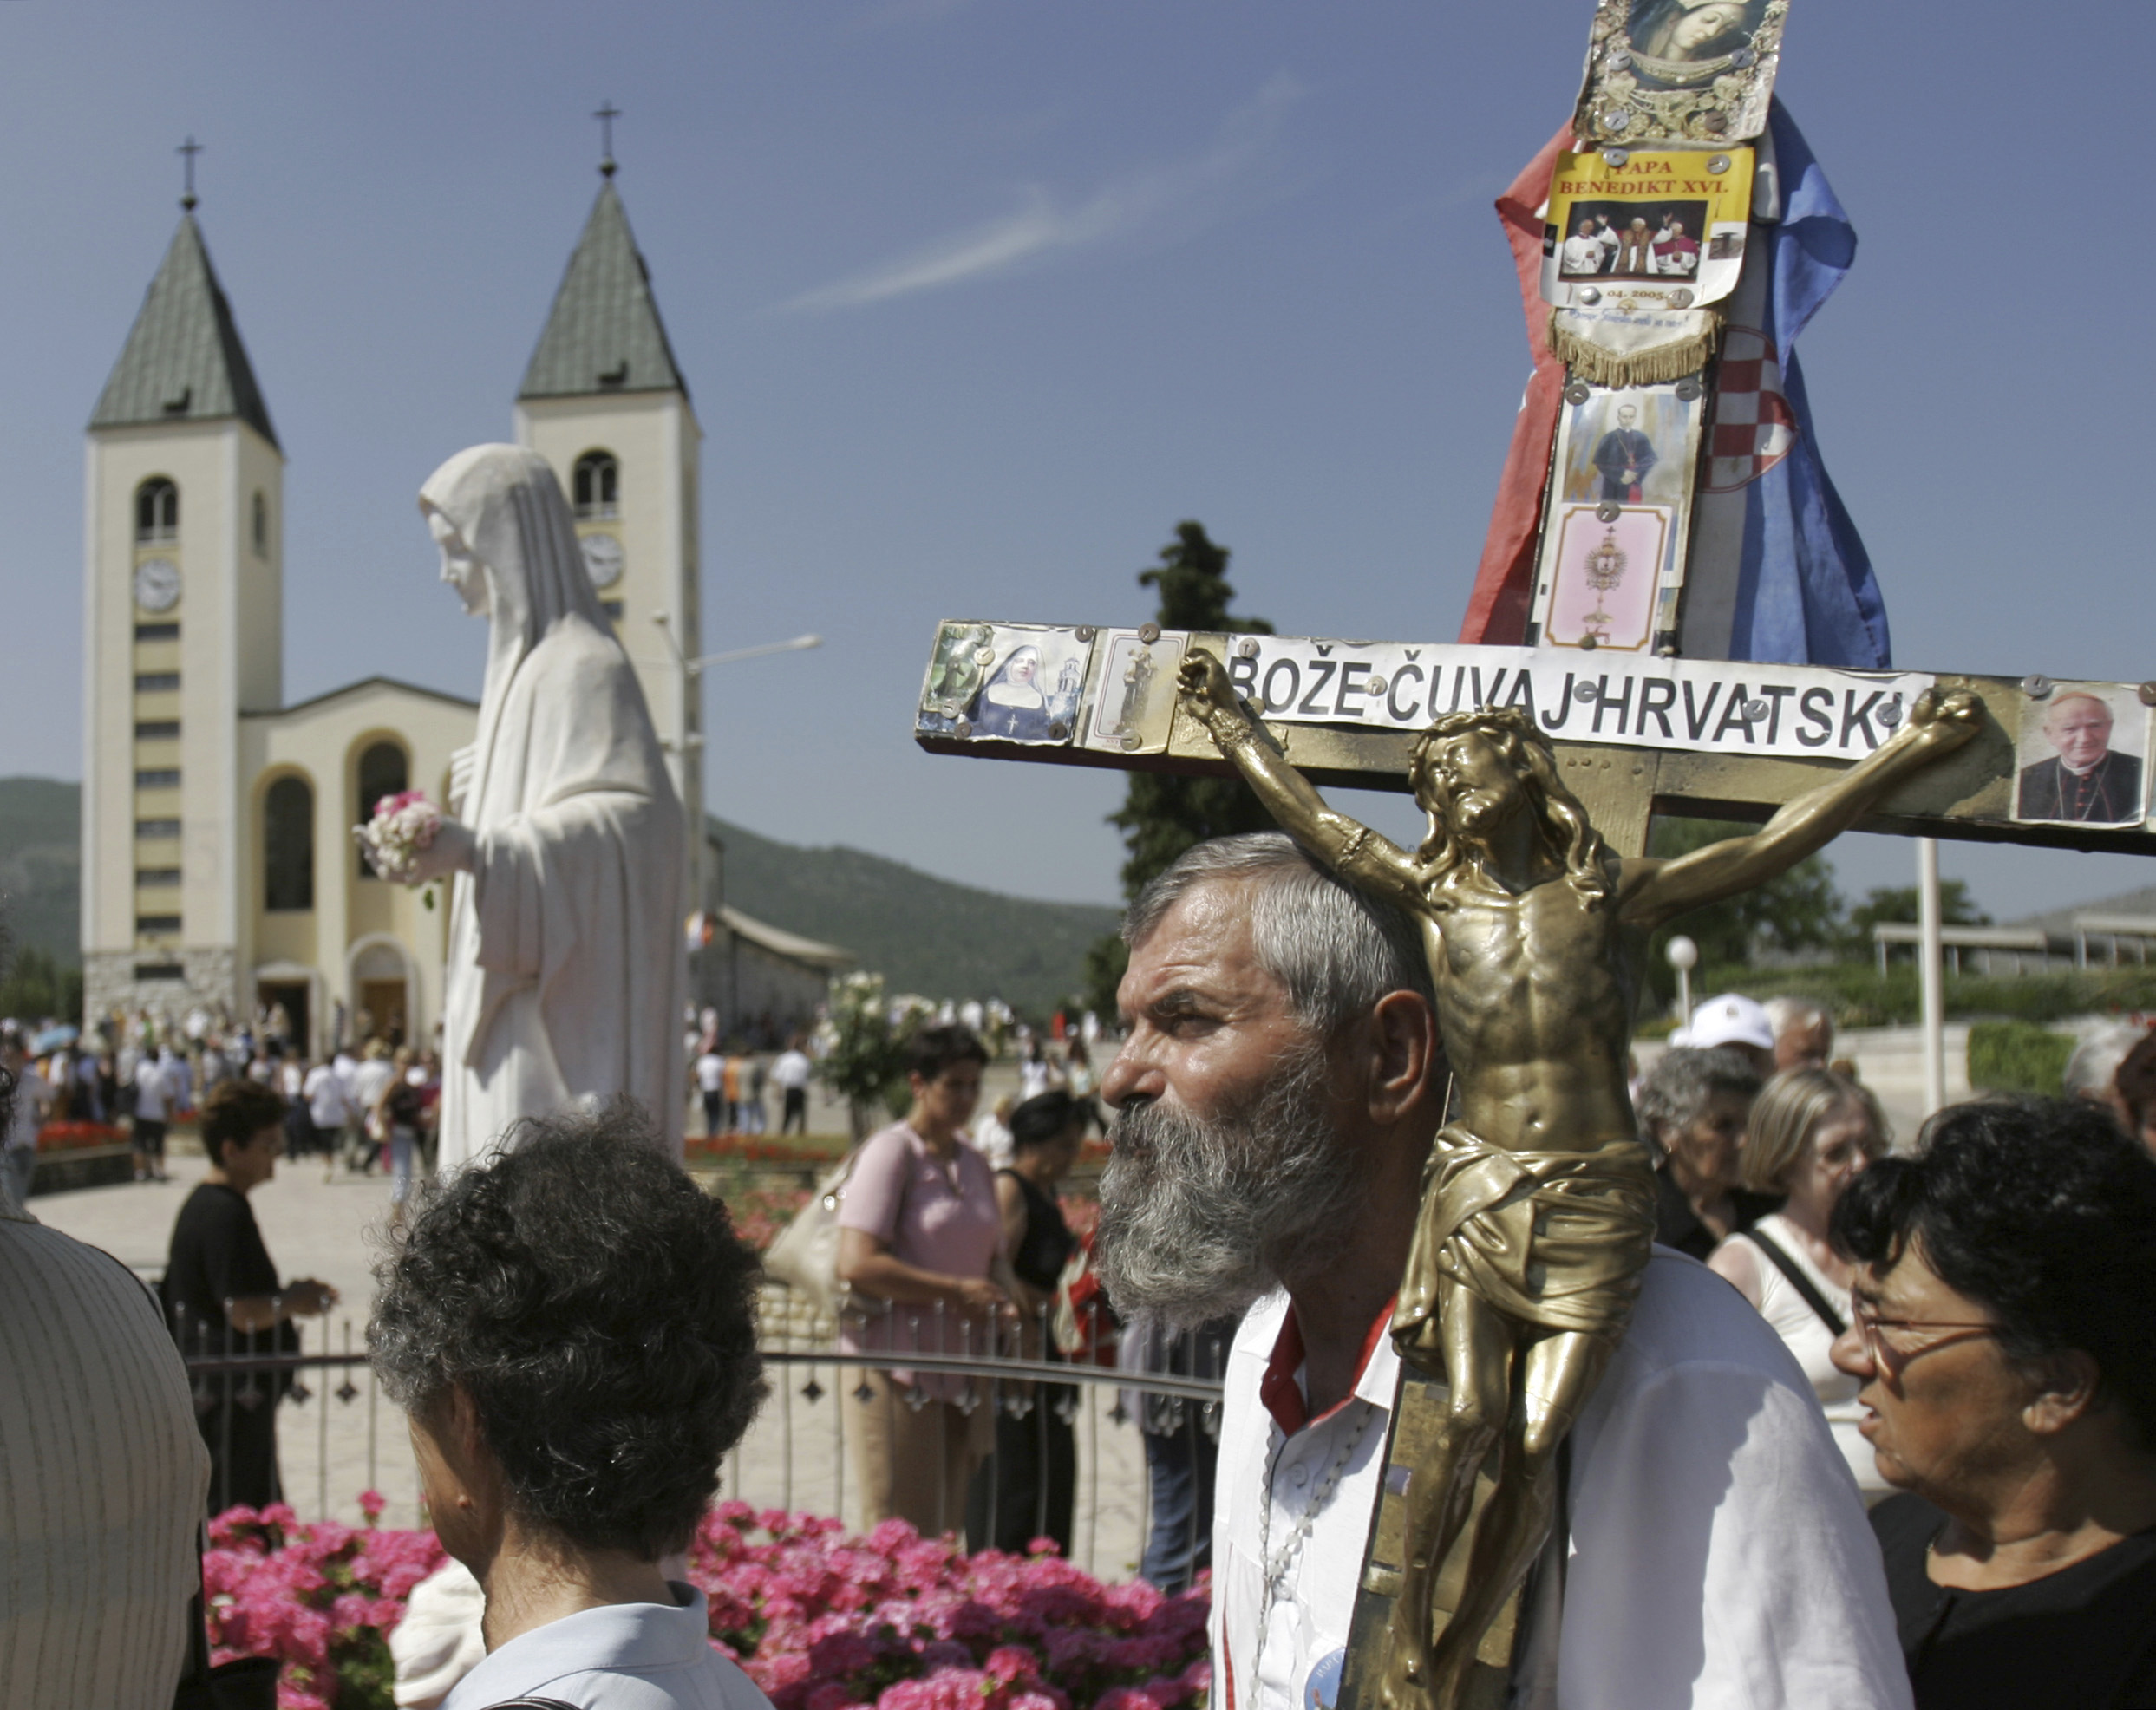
left=785, top=74, right=1303, bottom=313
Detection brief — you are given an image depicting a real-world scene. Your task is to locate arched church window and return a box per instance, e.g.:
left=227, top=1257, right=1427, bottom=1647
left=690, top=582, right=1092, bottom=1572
left=135, top=478, right=179, bottom=544
left=252, top=491, right=269, bottom=557
left=356, top=741, right=408, bottom=878
left=263, top=774, right=314, bottom=911
left=572, top=450, right=619, bottom=520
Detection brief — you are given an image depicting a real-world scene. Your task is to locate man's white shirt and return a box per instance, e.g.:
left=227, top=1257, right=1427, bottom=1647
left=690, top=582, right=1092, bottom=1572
left=1210, top=1250, right=1913, bottom=1710
left=303, top=1063, right=350, bottom=1129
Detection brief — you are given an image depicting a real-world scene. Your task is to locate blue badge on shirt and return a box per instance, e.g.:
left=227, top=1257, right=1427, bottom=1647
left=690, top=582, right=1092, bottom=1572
left=1303, top=1646, right=1346, bottom=1710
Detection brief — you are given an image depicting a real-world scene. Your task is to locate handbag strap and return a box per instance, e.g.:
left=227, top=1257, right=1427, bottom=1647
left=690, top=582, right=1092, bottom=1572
left=1744, top=1225, right=1847, bottom=1336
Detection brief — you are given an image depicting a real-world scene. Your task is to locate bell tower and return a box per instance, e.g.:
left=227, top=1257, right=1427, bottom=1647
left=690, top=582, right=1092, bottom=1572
left=513, top=156, right=708, bottom=910
left=82, top=193, right=283, bottom=1024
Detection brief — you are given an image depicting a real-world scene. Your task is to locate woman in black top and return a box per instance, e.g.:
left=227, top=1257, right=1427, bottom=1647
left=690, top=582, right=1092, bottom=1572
left=1828, top=1099, right=2156, bottom=1707
left=965, top=1090, right=1083, bottom=1557
left=160, top=1080, right=337, bottom=1512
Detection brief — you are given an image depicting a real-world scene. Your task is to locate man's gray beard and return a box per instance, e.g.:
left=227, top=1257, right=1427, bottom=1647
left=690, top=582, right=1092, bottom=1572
left=1093, top=1036, right=1365, bottom=1330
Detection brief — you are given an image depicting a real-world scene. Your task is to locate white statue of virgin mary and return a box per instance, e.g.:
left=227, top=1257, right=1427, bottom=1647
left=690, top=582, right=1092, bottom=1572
left=403, top=444, right=689, bottom=1168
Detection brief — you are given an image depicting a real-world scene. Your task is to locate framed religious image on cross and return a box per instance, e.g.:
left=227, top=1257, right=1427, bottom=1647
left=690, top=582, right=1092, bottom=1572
left=1526, top=382, right=1708, bottom=654
left=2014, top=682, right=2153, bottom=828
left=1572, top=0, right=1789, bottom=147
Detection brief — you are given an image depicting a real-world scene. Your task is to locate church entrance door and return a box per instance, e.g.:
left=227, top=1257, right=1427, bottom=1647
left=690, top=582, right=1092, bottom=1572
left=359, top=978, right=408, bottom=1048
left=258, top=981, right=310, bottom=1061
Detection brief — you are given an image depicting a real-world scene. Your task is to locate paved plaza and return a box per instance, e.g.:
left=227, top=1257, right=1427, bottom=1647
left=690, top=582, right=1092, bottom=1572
left=28, top=1089, right=1154, bottom=1578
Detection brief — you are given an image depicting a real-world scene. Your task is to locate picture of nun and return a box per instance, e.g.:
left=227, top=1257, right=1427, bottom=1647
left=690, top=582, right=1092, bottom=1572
left=967, top=643, right=1081, bottom=741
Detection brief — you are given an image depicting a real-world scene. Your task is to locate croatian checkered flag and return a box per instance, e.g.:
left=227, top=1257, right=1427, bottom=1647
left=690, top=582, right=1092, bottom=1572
left=1693, top=100, right=1890, bottom=668
left=1460, top=101, right=1891, bottom=669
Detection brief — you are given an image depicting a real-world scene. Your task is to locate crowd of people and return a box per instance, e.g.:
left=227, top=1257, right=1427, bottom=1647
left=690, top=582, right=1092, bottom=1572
left=0, top=1002, right=448, bottom=1204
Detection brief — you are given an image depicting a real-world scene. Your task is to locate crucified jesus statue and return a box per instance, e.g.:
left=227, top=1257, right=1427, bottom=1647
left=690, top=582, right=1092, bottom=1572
left=1178, top=648, right=1982, bottom=1707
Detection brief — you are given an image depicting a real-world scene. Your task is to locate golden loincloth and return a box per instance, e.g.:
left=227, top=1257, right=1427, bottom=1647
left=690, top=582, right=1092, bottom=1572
left=1392, top=1128, right=1657, bottom=1356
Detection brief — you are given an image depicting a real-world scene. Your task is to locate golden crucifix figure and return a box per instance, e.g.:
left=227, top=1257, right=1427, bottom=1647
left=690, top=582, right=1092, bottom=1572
left=1177, top=649, right=1981, bottom=1707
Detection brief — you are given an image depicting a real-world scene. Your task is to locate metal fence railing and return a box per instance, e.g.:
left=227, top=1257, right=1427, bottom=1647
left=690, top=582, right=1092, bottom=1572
left=177, top=1291, right=1229, bottom=1583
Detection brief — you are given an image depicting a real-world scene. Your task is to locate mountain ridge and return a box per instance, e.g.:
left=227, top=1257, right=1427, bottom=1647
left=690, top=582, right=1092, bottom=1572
left=0, top=777, right=1114, bottom=1016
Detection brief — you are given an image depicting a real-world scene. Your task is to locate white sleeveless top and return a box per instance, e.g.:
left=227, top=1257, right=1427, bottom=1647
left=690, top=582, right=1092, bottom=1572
left=1725, top=1213, right=1890, bottom=1499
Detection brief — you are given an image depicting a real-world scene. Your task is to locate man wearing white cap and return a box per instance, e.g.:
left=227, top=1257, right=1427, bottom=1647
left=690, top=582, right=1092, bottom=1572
left=1684, top=993, right=1776, bottom=1080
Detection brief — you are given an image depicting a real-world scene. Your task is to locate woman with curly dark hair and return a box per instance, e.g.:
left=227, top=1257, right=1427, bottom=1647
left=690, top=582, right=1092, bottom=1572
left=369, top=1100, right=771, bottom=1709
left=1830, top=1097, right=2156, bottom=1708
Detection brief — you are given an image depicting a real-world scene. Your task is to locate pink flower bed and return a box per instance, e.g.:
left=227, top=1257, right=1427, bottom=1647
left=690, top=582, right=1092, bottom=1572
left=205, top=1493, right=444, bottom=1709
left=206, top=1497, right=1210, bottom=1710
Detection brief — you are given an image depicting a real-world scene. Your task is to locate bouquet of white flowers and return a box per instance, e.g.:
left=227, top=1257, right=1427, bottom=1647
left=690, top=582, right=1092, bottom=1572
left=353, top=790, right=442, bottom=903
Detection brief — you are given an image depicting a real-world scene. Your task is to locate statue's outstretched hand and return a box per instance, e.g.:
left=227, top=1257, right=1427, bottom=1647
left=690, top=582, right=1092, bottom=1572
left=407, top=818, right=478, bottom=885
left=1899, top=688, right=1984, bottom=754
left=1178, top=648, right=1247, bottom=732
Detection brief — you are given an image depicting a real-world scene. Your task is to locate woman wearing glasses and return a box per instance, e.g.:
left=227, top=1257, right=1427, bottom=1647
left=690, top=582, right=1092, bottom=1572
left=1830, top=1098, right=2156, bottom=1708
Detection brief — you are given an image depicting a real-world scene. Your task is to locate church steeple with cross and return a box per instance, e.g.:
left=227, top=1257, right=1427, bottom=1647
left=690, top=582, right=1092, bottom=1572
left=514, top=114, right=710, bottom=908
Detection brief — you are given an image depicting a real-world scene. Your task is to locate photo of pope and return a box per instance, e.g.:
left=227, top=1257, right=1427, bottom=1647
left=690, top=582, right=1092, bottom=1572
left=2016, top=692, right=2144, bottom=824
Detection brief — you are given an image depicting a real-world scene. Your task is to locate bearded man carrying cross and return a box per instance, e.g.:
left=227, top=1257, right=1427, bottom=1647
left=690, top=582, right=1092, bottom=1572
left=1093, top=651, right=1978, bottom=1709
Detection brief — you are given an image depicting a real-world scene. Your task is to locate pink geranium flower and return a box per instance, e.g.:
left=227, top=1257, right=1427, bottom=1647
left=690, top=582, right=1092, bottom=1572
left=206, top=1496, right=1210, bottom=1709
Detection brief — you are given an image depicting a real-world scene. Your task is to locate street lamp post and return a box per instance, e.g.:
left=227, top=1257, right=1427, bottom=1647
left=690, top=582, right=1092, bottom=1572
left=1665, top=934, right=1698, bottom=1034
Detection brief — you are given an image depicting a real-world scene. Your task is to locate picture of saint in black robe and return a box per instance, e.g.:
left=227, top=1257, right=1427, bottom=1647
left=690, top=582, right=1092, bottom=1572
left=2016, top=693, right=2146, bottom=824
left=1591, top=416, right=1658, bottom=502
left=967, top=644, right=1081, bottom=741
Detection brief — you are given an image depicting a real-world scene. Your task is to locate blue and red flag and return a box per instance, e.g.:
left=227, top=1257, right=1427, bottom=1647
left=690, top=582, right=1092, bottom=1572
left=1460, top=101, right=1891, bottom=669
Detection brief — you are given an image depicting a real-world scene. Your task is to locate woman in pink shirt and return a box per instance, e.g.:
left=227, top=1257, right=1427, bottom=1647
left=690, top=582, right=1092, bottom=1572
left=836, top=1025, right=1010, bottom=1537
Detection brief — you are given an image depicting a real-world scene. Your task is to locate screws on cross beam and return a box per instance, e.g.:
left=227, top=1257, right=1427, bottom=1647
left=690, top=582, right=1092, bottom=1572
left=1121, top=733, right=1142, bottom=752
left=1138, top=623, right=1161, bottom=643
left=2022, top=675, right=2054, bottom=699
left=1049, top=721, right=1068, bottom=741
left=2141, top=682, right=2156, bottom=708
left=1578, top=286, right=1602, bottom=305
left=953, top=718, right=972, bottom=738
left=1237, top=638, right=1260, bottom=658
left=1565, top=382, right=1592, bottom=406
left=1597, top=501, right=1622, bottom=522
left=1675, top=377, right=1702, bottom=401
left=1075, top=626, right=1095, bottom=643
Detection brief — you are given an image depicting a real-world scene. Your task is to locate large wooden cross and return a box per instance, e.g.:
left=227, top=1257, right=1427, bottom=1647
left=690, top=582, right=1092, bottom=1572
left=919, top=619, right=2154, bottom=1702
left=917, top=623, right=2156, bottom=862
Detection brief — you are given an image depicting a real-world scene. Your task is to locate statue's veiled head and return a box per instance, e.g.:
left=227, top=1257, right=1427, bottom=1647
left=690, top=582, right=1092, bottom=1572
left=1409, top=707, right=1612, bottom=899
left=418, top=444, right=605, bottom=655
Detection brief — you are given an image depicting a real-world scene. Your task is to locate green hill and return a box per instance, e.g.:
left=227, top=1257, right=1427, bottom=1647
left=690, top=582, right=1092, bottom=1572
left=711, top=815, right=1117, bottom=1016
left=0, top=777, right=80, bottom=965
left=0, top=780, right=1117, bottom=1016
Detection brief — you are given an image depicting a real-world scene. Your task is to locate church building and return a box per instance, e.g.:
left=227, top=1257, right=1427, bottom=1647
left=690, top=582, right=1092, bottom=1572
left=80, top=167, right=846, bottom=1055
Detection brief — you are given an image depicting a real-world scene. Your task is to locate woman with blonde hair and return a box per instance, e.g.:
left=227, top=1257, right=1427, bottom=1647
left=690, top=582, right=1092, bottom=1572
left=1709, top=1067, right=1890, bottom=1497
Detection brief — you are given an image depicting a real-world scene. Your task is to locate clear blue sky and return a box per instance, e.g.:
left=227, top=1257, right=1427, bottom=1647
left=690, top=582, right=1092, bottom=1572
left=3, top=1, right=2153, bottom=918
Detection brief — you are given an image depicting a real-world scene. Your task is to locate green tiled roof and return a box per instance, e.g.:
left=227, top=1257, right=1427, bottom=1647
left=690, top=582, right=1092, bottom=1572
left=90, top=215, right=278, bottom=448
left=519, top=182, right=687, bottom=401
